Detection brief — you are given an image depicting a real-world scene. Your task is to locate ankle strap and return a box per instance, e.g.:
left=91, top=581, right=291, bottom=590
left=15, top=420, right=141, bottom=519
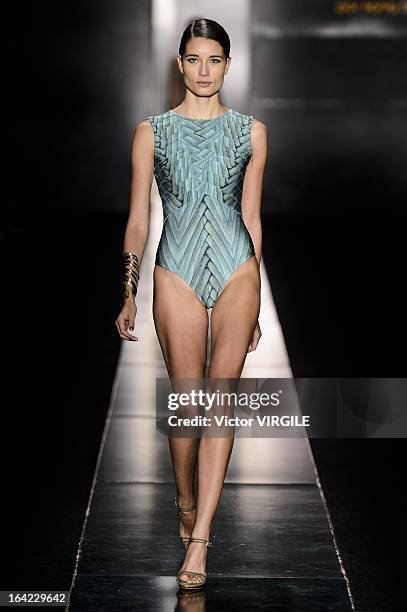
left=174, top=496, right=195, bottom=512
left=189, top=537, right=212, bottom=547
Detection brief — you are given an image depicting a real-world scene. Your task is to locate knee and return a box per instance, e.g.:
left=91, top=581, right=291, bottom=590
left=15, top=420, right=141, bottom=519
left=207, top=357, right=246, bottom=380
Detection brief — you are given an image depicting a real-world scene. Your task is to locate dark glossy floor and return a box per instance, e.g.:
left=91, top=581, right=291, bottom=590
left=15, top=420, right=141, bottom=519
left=68, top=484, right=353, bottom=611
left=69, top=454, right=352, bottom=611
left=66, top=190, right=353, bottom=610
left=3, top=211, right=406, bottom=612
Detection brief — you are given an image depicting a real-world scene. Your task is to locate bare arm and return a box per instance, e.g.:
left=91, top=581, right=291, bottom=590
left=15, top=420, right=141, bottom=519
left=123, top=119, right=155, bottom=262
left=115, top=119, right=154, bottom=341
left=241, top=119, right=268, bottom=352
left=241, top=119, right=268, bottom=267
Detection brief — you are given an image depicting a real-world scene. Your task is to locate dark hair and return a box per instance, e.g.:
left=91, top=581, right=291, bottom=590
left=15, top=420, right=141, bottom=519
left=179, top=18, right=230, bottom=59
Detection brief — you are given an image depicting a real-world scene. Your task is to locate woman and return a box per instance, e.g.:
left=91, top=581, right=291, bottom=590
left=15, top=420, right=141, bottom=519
left=115, top=18, right=267, bottom=590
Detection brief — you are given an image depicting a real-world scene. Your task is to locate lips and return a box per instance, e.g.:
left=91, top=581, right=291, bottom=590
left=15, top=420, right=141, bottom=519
left=197, top=81, right=211, bottom=84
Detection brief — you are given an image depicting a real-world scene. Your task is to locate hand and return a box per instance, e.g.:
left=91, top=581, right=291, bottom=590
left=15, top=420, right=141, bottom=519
left=248, top=320, right=262, bottom=353
left=115, top=297, right=138, bottom=341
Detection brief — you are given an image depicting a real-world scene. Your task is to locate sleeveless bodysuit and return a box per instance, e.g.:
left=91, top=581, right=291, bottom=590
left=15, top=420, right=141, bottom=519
left=147, top=108, right=256, bottom=310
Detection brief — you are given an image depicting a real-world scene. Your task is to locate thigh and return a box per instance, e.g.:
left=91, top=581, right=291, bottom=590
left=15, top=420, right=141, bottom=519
left=208, top=257, right=260, bottom=378
left=153, top=265, right=209, bottom=378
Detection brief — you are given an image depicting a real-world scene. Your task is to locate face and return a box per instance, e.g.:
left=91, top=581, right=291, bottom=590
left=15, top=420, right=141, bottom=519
left=177, top=36, right=231, bottom=96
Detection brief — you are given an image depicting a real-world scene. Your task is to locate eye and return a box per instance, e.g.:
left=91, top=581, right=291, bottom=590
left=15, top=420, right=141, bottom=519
left=187, top=58, right=221, bottom=63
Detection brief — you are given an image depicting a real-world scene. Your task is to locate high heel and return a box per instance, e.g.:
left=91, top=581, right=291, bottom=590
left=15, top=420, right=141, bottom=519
left=176, top=537, right=212, bottom=590
left=174, top=496, right=196, bottom=550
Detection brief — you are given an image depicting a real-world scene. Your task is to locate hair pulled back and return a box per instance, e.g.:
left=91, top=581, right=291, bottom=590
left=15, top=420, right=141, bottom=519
left=179, top=18, right=230, bottom=59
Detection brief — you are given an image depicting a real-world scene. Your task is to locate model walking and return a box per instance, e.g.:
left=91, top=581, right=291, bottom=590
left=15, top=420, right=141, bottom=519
left=115, top=18, right=267, bottom=590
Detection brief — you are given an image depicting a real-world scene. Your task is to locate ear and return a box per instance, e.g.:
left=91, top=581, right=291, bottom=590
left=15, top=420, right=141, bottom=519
left=176, top=54, right=184, bottom=74
left=225, top=56, right=232, bottom=76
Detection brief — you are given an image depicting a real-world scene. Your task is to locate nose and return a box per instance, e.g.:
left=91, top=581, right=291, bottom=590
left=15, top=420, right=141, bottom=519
left=199, top=63, right=209, bottom=77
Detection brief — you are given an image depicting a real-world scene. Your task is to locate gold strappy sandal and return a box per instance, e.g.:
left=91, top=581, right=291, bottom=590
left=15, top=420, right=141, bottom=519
left=176, top=537, right=212, bottom=590
left=174, top=496, right=196, bottom=550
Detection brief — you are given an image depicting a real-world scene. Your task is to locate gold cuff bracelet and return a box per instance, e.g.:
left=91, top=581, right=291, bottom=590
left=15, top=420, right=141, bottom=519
left=123, top=251, right=140, bottom=301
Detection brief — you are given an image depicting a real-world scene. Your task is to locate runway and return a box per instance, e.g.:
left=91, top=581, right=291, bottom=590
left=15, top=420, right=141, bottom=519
left=67, top=184, right=354, bottom=610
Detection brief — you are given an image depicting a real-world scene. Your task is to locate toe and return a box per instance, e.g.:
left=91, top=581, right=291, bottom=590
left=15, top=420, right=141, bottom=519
left=178, top=572, right=203, bottom=584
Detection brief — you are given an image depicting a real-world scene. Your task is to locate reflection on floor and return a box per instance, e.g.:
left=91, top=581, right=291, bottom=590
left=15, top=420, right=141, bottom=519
left=67, top=183, right=354, bottom=610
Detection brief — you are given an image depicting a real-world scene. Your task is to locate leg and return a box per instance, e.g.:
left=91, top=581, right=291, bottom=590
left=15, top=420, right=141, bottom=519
left=153, top=265, right=209, bottom=542
left=178, top=257, right=260, bottom=584
left=209, top=256, right=260, bottom=376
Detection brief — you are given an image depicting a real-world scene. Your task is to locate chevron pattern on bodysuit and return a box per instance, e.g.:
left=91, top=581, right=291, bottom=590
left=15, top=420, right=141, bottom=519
left=147, top=109, right=256, bottom=309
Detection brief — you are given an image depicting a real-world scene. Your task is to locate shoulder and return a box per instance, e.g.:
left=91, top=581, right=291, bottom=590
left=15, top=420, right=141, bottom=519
left=134, top=118, right=155, bottom=133
left=139, top=111, right=172, bottom=133
left=130, top=119, right=155, bottom=155
left=233, top=111, right=267, bottom=134
left=248, top=118, right=267, bottom=162
left=251, top=118, right=267, bottom=134
left=251, top=118, right=267, bottom=145
left=131, top=118, right=158, bottom=139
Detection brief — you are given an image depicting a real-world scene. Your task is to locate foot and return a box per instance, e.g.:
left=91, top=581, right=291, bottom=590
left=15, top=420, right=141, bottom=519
left=176, top=496, right=196, bottom=545
left=177, top=535, right=210, bottom=586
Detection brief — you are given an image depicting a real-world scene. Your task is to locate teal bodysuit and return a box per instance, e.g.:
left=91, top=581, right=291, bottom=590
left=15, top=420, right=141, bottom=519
left=147, top=108, right=256, bottom=309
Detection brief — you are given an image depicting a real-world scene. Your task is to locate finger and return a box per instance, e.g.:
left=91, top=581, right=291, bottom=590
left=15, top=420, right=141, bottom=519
left=119, top=329, right=137, bottom=341
left=115, top=320, right=128, bottom=339
left=122, top=334, right=138, bottom=341
left=119, top=318, right=138, bottom=340
left=249, top=338, right=259, bottom=352
left=116, top=319, right=137, bottom=341
left=127, top=319, right=137, bottom=336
